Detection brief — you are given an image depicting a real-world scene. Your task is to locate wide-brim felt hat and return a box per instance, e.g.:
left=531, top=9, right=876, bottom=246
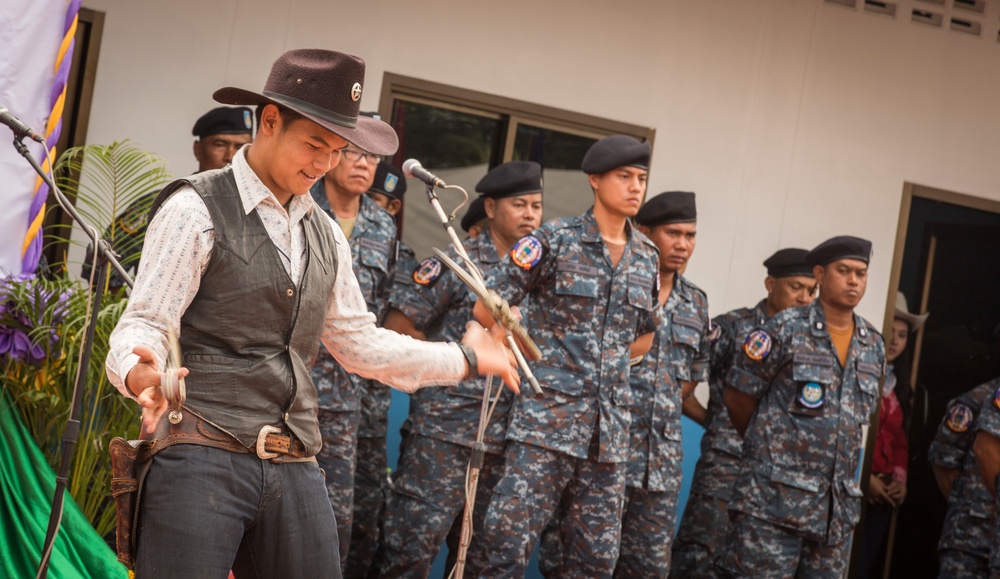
left=214, top=48, right=398, bottom=156
left=894, top=291, right=929, bottom=330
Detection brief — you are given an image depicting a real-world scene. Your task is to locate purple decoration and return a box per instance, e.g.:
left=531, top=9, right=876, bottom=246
left=22, top=0, right=82, bottom=275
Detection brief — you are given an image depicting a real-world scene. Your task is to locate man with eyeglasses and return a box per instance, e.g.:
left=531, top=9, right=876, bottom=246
left=308, top=114, right=399, bottom=576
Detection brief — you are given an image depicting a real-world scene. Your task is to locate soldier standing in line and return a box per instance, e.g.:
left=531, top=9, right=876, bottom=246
left=929, top=380, right=999, bottom=578
left=670, top=247, right=816, bottom=577
left=612, top=191, right=711, bottom=578
left=308, top=131, right=397, bottom=576
left=375, top=162, right=543, bottom=578
left=716, top=236, right=885, bottom=578
left=969, top=381, right=1000, bottom=577
left=472, top=135, right=660, bottom=577
left=346, top=159, right=414, bottom=578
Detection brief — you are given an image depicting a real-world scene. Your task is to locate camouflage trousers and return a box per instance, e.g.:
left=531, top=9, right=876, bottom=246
left=670, top=492, right=732, bottom=578
left=317, top=408, right=360, bottom=575
left=939, top=549, right=990, bottom=579
left=713, top=512, right=850, bottom=579
left=376, top=433, right=503, bottom=579
left=345, top=434, right=388, bottom=579
left=614, top=484, right=680, bottom=578
left=474, top=440, right=626, bottom=578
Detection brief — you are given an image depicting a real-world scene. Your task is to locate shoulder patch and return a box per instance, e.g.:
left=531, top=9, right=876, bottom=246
left=413, top=257, right=442, bottom=286
left=510, top=235, right=544, bottom=270
left=118, top=208, right=148, bottom=235
left=946, top=403, right=974, bottom=433
left=994, top=386, right=1000, bottom=412
left=743, top=329, right=772, bottom=361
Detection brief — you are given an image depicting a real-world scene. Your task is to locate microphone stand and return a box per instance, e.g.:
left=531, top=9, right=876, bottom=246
left=419, top=182, right=540, bottom=579
left=9, top=135, right=133, bottom=579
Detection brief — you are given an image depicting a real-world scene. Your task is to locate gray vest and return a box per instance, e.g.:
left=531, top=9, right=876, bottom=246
left=150, top=168, right=338, bottom=455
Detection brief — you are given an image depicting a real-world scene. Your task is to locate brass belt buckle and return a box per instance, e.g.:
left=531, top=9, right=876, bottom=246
left=256, top=425, right=281, bottom=459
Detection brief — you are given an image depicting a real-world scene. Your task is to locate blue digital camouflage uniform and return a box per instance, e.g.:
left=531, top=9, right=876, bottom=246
left=671, top=299, right=769, bottom=577
left=932, top=379, right=1000, bottom=578
left=972, top=388, right=1000, bottom=578
left=473, top=208, right=659, bottom=578
left=309, top=183, right=397, bottom=575
left=714, top=300, right=884, bottom=578
left=614, top=273, right=710, bottom=578
left=376, top=228, right=512, bottom=579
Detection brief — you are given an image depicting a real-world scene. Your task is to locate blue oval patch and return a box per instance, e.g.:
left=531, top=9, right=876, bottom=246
left=743, top=329, right=772, bottom=361
left=413, top=257, right=442, bottom=286
left=510, top=235, right=543, bottom=270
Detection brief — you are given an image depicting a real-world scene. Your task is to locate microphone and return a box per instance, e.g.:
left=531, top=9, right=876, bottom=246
left=0, top=105, right=45, bottom=143
left=403, top=158, right=446, bottom=188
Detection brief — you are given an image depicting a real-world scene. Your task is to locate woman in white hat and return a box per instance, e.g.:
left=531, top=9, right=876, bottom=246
left=861, top=291, right=928, bottom=577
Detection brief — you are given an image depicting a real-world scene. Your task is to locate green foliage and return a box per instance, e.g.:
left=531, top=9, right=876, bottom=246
left=47, top=140, right=170, bottom=282
left=0, top=141, right=167, bottom=539
left=1, top=276, right=138, bottom=538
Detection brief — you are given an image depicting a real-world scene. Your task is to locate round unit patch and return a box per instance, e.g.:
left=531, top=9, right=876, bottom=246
left=413, top=257, right=442, bottom=286
left=743, top=329, right=772, bottom=361
left=946, top=403, right=973, bottom=433
left=510, top=235, right=543, bottom=270
left=798, top=382, right=825, bottom=409
left=994, top=387, right=1000, bottom=412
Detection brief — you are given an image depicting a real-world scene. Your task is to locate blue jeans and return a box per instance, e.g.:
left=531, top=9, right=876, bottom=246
left=135, top=444, right=341, bottom=578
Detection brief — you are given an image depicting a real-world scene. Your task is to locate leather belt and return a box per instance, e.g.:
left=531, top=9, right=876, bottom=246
left=147, top=408, right=309, bottom=460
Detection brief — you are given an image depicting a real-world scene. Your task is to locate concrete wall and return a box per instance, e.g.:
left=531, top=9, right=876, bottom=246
left=77, top=0, right=1000, bottom=322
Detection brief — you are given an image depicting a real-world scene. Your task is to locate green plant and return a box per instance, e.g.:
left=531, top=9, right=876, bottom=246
left=1, top=140, right=170, bottom=538
left=48, top=139, right=171, bottom=285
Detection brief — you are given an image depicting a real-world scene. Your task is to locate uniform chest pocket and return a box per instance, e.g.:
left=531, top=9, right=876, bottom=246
left=358, top=239, right=391, bottom=274
left=626, top=273, right=654, bottom=312
left=668, top=313, right=703, bottom=380
left=789, top=354, right=837, bottom=417
left=856, top=360, right=882, bottom=418
left=554, top=263, right=601, bottom=299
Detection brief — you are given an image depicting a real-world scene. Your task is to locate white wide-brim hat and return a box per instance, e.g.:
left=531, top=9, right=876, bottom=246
left=895, top=291, right=929, bottom=331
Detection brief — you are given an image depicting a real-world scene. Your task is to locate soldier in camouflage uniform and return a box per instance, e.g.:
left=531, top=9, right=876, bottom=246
left=670, top=248, right=816, bottom=577
left=345, top=160, right=412, bottom=578
left=472, top=135, right=660, bottom=578
left=716, top=236, right=885, bottom=578
left=82, top=106, right=253, bottom=289
left=929, top=380, right=999, bottom=578
left=610, top=191, right=710, bottom=578
left=309, top=140, right=397, bottom=576
left=375, top=162, right=544, bottom=578
left=970, top=381, right=1000, bottom=578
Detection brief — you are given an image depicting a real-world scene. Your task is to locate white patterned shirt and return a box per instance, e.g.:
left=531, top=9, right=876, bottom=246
left=106, top=145, right=465, bottom=398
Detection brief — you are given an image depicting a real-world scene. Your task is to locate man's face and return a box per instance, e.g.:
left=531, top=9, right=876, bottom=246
left=589, top=166, right=647, bottom=218
left=262, top=107, right=347, bottom=198
left=366, top=191, right=402, bottom=216
left=766, top=275, right=817, bottom=313
left=193, top=133, right=252, bottom=172
left=486, top=193, right=543, bottom=241
left=644, top=222, right=697, bottom=273
left=816, top=259, right=868, bottom=310
left=324, top=144, right=378, bottom=197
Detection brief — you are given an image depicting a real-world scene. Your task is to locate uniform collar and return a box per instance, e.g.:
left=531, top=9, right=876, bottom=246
left=474, top=227, right=501, bottom=264
left=580, top=207, right=602, bottom=243
left=752, top=299, right=769, bottom=324
left=308, top=179, right=379, bottom=239
left=807, top=301, right=873, bottom=345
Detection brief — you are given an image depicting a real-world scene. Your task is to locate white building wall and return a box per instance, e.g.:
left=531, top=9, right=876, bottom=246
left=79, top=0, right=1000, bottom=323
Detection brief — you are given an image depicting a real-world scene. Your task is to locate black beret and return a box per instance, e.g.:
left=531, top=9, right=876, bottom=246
left=461, top=196, right=488, bottom=233
left=805, top=236, right=873, bottom=267
left=580, top=135, right=650, bottom=175
left=475, top=162, right=543, bottom=199
left=369, top=162, right=406, bottom=200
left=635, top=191, right=696, bottom=227
left=763, top=248, right=813, bottom=278
left=192, top=106, right=253, bottom=138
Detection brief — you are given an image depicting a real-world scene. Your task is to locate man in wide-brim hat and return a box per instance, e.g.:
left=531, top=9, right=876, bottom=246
left=106, top=48, right=520, bottom=578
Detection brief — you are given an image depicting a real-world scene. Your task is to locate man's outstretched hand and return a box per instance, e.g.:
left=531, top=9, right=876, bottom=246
left=462, top=316, right=521, bottom=395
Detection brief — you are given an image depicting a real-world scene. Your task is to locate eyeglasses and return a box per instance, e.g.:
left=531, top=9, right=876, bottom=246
left=341, top=148, right=381, bottom=165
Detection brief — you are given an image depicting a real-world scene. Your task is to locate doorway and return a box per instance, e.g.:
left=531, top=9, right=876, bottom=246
left=876, top=183, right=1000, bottom=578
